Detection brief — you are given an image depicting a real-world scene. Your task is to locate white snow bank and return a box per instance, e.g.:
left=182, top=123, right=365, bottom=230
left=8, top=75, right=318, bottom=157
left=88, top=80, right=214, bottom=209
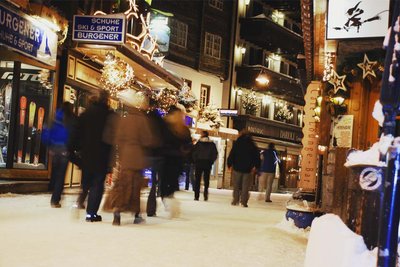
left=275, top=217, right=310, bottom=239
left=344, top=134, right=392, bottom=167
left=304, top=214, right=377, bottom=267
left=372, top=100, right=384, bottom=127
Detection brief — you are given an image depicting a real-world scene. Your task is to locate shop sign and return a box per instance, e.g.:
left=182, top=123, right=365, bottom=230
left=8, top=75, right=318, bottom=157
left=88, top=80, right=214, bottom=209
left=0, top=3, right=58, bottom=67
left=298, top=81, right=320, bottom=192
left=246, top=121, right=302, bottom=143
left=327, top=0, right=390, bottom=39
left=332, top=115, right=353, bottom=148
left=219, top=109, right=238, bottom=117
left=72, top=14, right=125, bottom=44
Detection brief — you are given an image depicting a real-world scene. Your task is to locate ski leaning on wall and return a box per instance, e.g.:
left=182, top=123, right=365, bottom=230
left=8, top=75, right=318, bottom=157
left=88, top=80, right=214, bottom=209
left=25, top=101, right=36, bottom=164
left=33, top=107, right=44, bottom=166
left=17, top=96, right=27, bottom=163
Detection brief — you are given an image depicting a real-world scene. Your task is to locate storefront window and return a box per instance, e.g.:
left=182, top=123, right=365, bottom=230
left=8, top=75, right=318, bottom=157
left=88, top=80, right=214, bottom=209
left=13, top=63, right=53, bottom=169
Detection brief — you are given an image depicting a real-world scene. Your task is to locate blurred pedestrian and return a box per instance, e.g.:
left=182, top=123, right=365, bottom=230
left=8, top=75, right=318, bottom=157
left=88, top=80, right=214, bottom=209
left=103, top=90, right=158, bottom=226
left=49, top=102, right=76, bottom=208
left=160, top=106, right=191, bottom=218
left=146, top=107, right=167, bottom=217
left=72, top=96, right=98, bottom=210
left=78, top=91, right=114, bottom=222
left=192, top=131, right=218, bottom=201
left=227, top=129, right=260, bottom=208
left=259, top=143, right=280, bottom=202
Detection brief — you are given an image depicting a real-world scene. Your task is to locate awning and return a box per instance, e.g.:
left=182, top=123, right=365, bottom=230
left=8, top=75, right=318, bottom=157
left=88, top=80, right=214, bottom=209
left=74, top=43, right=184, bottom=90
left=195, top=122, right=239, bottom=140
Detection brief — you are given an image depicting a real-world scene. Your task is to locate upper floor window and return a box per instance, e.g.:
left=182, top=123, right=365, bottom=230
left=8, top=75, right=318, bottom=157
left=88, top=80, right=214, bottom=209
left=209, top=0, right=223, bottom=10
left=266, top=54, right=281, bottom=72
left=204, top=32, right=222, bottom=59
left=170, top=19, right=188, bottom=48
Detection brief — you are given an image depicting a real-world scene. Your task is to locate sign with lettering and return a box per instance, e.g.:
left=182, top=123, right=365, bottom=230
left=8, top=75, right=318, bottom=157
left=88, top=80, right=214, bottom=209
left=298, top=81, right=320, bottom=192
left=333, top=115, right=353, bottom=148
left=327, top=0, right=390, bottom=39
left=246, top=121, right=302, bottom=143
left=72, top=15, right=125, bottom=44
left=0, top=3, right=58, bottom=67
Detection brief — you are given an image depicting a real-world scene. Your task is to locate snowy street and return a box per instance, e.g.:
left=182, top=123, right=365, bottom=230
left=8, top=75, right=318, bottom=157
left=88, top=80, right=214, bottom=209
left=0, top=189, right=307, bottom=267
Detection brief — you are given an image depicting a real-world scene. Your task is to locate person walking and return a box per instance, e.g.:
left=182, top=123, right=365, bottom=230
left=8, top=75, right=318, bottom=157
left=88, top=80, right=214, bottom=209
left=159, top=106, right=192, bottom=218
left=78, top=91, right=114, bottom=222
left=146, top=108, right=167, bottom=217
left=103, top=90, right=158, bottom=226
left=259, top=143, right=280, bottom=202
left=227, top=129, right=260, bottom=208
left=192, top=131, right=218, bottom=201
left=49, top=102, right=76, bottom=208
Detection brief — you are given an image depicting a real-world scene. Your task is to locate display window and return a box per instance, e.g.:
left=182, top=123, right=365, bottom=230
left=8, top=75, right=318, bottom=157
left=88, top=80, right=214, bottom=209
left=0, top=61, right=53, bottom=170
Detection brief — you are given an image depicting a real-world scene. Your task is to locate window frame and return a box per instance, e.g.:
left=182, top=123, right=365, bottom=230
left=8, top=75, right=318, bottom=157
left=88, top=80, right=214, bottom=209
left=204, top=32, right=222, bottom=59
left=209, top=0, right=223, bottom=11
left=170, top=19, right=188, bottom=49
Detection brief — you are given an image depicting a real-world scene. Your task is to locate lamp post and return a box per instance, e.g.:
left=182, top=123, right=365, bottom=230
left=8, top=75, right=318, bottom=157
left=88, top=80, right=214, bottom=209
left=376, top=1, right=400, bottom=266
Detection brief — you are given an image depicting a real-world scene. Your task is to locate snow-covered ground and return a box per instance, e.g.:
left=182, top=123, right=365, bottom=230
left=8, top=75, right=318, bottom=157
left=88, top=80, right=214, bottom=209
left=0, top=189, right=307, bottom=267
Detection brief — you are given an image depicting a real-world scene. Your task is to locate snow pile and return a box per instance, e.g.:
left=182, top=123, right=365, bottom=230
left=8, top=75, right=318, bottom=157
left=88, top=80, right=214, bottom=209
left=372, top=100, right=384, bottom=127
left=344, top=134, right=393, bottom=167
left=304, top=214, right=377, bottom=267
left=275, top=217, right=310, bottom=239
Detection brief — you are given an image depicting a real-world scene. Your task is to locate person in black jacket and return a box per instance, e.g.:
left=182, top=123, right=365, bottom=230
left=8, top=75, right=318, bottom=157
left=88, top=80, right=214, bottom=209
left=227, top=129, right=260, bottom=207
left=76, top=91, right=114, bottom=222
left=192, top=131, right=218, bottom=201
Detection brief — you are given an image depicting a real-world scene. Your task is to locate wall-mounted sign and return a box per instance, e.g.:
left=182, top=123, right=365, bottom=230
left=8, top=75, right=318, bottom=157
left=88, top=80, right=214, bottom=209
left=72, top=14, right=125, bottom=44
left=0, top=3, right=58, bottom=67
left=327, top=0, right=390, bottom=39
left=219, top=109, right=238, bottom=117
left=359, top=167, right=382, bottom=191
left=299, top=81, right=320, bottom=192
left=332, top=115, right=354, bottom=148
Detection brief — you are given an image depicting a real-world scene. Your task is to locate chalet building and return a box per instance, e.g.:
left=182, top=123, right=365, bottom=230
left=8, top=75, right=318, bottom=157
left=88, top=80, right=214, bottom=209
left=226, top=0, right=306, bottom=191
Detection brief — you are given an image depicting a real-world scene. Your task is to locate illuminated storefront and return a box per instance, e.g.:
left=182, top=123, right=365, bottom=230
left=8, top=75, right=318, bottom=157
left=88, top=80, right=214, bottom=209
left=0, top=2, right=64, bottom=179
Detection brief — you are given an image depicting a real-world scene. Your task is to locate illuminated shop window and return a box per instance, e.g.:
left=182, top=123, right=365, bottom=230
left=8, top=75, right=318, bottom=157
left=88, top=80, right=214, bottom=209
left=204, top=32, right=222, bottom=59
left=0, top=61, right=53, bottom=169
left=170, top=19, right=188, bottom=48
left=209, top=0, right=223, bottom=10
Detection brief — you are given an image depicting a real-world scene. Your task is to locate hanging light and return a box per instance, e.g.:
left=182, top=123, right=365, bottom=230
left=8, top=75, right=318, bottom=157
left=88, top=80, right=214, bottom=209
left=255, top=71, right=270, bottom=86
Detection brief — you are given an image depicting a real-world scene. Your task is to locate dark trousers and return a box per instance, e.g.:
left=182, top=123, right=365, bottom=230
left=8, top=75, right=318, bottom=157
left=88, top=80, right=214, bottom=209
left=50, top=150, right=69, bottom=204
left=147, top=157, right=164, bottom=216
left=194, top=161, right=212, bottom=200
left=182, top=163, right=192, bottom=190
left=160, top=157, right=183, bottom=198
left=77, top=174, right=90, bottom=206
left=84, top=170, right=107, bottom=215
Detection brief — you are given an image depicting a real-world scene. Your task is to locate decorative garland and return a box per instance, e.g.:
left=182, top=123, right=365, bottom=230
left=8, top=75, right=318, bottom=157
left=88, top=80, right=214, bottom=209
left=198, top=104, right=224, bottom=129
left=275, top=104, right=294, bottom=122
left=99, top=54, right=135, bottom=97
left=242, top=91, right=260, bottom=115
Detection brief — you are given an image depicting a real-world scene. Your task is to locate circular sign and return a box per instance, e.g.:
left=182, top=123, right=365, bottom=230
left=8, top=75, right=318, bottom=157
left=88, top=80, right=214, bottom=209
left=359, top=167, right=382, bottom=191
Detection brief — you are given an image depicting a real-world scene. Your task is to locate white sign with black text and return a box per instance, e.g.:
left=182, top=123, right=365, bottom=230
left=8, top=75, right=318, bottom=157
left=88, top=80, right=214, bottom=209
left=327, top=0, right=390, bottom=39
